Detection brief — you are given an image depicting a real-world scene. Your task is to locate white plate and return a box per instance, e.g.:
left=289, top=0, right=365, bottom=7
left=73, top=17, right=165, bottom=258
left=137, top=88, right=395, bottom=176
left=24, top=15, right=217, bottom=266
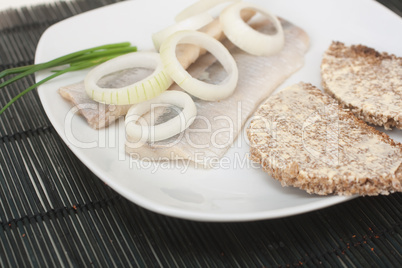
left=35, top=0, right=402, bottom=221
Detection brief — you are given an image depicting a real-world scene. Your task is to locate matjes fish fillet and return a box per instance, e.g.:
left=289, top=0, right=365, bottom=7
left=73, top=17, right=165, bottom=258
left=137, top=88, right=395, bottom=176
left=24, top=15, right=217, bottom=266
left=58, top=11, right=255, bottom=129
left=126, top=19, right=309, bottom=168
left=59, top=69, right=144, bottom=129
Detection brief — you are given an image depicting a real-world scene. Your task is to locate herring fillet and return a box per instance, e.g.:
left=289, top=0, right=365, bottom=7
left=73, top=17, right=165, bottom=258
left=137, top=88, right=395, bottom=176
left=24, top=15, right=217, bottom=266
left=126, top=19, right=310, bottom=167
left=59, top=79, right=132, bottom=129
left=57, top=12, right=255, bottom=129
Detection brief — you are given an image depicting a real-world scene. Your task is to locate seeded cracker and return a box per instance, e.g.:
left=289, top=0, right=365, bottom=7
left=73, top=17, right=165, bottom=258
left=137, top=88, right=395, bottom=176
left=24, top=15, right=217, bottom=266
left=247, top=83, right=402, bottom=195
left=321, top=41, right=402, bottom=130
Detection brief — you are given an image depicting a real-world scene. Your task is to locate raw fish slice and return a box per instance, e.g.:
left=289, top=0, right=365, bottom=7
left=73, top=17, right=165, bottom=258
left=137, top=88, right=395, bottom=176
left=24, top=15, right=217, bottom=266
left=58, top=13, right=255, bottom=128
left=126, top=19, right=310, bottom=168
left=59, top=82, right=129, bottom=129
left=59, top=68, right=150, bottom=129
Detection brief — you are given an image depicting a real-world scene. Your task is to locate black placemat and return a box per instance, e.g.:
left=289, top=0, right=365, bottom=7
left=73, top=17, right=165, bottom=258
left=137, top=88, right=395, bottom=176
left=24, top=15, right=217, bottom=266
left=0, top=0, right=401, bottom=267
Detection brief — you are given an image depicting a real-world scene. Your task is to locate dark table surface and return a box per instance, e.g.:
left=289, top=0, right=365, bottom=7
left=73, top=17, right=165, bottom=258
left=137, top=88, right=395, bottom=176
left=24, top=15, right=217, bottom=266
left=0, top=0, right=401, bottom=267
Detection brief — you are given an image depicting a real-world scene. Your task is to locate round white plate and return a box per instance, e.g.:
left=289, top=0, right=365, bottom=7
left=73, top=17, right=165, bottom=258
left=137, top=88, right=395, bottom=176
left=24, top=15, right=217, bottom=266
left=35, top=0, right=402, bottom=221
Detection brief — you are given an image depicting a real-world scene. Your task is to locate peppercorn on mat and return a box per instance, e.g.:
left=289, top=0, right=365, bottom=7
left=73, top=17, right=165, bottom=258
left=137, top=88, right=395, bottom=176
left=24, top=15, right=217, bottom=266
left=0, top=0, right=401, bottom=267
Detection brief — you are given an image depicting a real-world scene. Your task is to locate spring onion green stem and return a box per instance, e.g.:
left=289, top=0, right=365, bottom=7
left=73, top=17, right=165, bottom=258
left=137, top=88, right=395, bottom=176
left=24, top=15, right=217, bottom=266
left=0, top=55, right=119, bottom=115
left=69, top=46, right=137, bottom=64
left=0, top=65, right=35, bottom=79
left=0, top=42, right=135, bottom=89
left=0, top=42, right=137, bottom=115
left=0, top=42, right=131, bottom=79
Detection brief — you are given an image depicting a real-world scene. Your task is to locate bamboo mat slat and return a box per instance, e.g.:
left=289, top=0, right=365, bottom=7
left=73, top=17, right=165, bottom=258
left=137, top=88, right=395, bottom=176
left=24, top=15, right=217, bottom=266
left=0, top=0, right=401, bottom=267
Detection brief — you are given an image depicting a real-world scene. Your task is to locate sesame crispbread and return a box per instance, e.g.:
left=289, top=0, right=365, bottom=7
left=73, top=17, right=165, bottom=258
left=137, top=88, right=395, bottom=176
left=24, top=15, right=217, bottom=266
left=321, top=41, right=402, bottom=130
left=247, top=82, right=402, bottom=195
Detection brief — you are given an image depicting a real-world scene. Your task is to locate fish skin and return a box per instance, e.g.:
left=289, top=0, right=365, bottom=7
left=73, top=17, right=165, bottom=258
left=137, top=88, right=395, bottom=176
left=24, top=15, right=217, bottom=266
left=58, top=18, right=226, bottom=129
left=126, top=19, right=310, bottom=168
left=59, top=69, right=147, bottom=129
left=59, top=16, right=309, bottom=168
left=58, top=11, right=256, bottom=129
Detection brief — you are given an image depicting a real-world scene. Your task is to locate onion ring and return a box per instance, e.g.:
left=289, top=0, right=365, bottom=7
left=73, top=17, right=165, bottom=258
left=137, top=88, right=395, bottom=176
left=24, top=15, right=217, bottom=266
left=159, top=30, right=238, bottom=101
left=85, top=52, right=172, bottom=105
left=175, top=0, right=241, bottom=22
left=152, top=12, right=214, bottom=51
left=220, top=2, right=285, bottom=56
left=125, top=91, right=197, bottom=142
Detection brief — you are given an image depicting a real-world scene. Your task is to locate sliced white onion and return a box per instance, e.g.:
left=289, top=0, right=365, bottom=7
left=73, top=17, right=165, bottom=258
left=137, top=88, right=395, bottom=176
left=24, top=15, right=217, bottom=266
left=125, top=91, right=197, bottom=142
left=220, top=2, right=285, bottom=56
left=152, top=12, right=214, bottom=51
left=84, top=52, right=173, bottom=105
left=175, top=0, right=241, bottom=22
left=159, top=30, right=238, bottom=101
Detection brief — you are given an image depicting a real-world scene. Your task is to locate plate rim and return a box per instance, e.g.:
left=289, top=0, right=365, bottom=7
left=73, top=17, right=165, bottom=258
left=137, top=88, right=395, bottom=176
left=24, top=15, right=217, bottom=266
left=35, top=0, right=401, bottom=222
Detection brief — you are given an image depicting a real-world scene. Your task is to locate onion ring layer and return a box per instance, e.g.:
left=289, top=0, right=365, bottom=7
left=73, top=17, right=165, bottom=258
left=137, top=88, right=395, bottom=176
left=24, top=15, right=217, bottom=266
left=125, top=90, right=197, bottom=142
left=85, top=52, right=172, bottom=105
left=220, top=2, right=285, bottom=56
left=152, top=12, right=214, bottom=51
left=175, top=0, right=240, bottom=22
left=160, top=30, right=238, bottom=101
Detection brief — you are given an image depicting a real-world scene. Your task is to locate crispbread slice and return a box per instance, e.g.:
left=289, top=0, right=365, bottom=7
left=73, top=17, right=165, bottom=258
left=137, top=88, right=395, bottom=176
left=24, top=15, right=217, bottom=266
left=247, top=82, right=402, bottom=195
left=321, top=41, right=402, bottom=130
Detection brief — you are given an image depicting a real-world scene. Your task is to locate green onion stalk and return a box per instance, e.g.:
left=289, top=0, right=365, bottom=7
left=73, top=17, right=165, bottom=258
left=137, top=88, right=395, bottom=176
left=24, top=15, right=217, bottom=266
left=0, top=42, right=137, bottom=115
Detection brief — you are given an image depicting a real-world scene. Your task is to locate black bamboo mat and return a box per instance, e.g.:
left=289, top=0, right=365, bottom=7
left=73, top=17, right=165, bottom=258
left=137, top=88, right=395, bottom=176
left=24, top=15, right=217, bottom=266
left=0, top=0, right=401, bottom=267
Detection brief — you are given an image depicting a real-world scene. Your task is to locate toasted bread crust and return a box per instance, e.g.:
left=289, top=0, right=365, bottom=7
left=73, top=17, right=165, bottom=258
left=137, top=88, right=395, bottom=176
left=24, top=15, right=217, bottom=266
left=247, top=83, right=402, bottom=195
left=321, top=41, right=402, bottom=130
